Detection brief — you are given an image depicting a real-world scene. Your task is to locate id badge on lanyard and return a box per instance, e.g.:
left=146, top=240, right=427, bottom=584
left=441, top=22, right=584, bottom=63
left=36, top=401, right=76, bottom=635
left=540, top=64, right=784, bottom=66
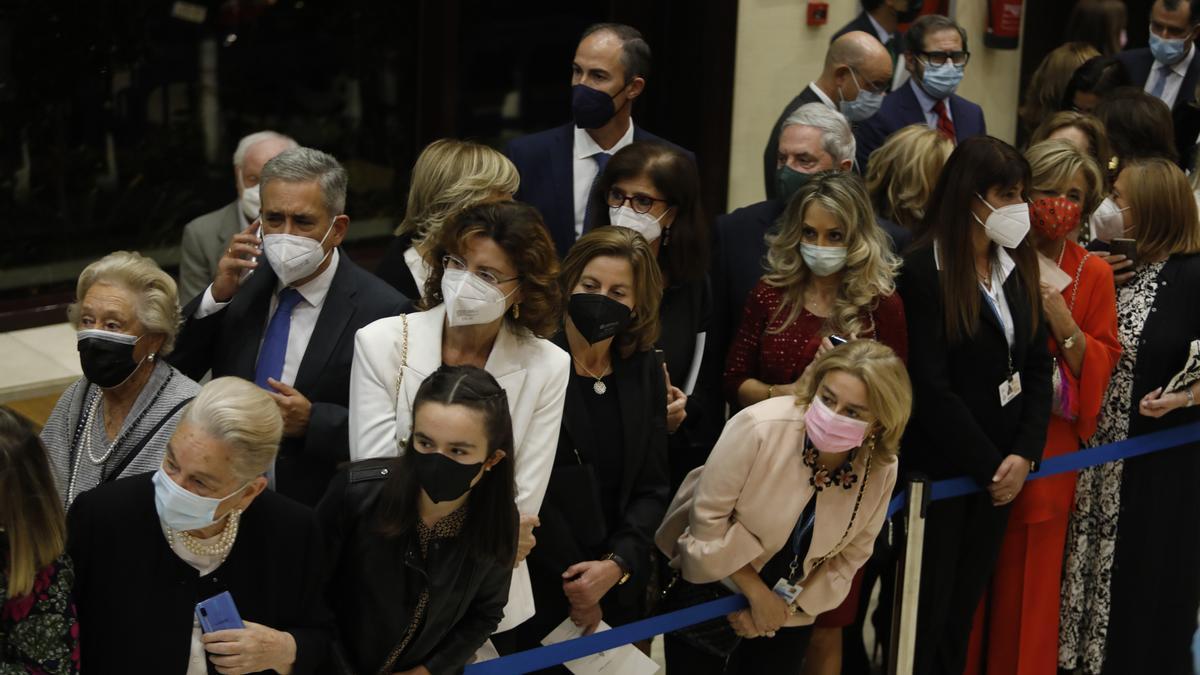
left=772, top=507, right=816, bottom=604
left=981, top=287, right=1021, bottom=407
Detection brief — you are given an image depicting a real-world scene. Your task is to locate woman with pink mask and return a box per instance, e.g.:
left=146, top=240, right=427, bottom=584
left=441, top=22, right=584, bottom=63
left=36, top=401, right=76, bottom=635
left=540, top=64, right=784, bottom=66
left=655, top=341, right=910, bottom=674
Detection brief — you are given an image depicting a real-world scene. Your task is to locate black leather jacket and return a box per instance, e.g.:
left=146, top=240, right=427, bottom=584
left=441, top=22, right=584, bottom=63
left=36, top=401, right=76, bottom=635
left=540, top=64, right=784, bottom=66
left=317, top=459, right=513, bottom=675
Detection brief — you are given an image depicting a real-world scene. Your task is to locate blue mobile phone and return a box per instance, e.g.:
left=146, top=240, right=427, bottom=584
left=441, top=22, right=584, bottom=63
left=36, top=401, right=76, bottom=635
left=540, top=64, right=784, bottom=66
left=196, top=591, right=245, bottom=633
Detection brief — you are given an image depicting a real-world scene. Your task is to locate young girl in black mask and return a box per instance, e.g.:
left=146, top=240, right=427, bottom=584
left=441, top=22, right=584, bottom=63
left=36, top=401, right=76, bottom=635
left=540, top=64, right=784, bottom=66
left=318, top=365, right=518, bottom=675
left=503, top=227, right=671, bottom=659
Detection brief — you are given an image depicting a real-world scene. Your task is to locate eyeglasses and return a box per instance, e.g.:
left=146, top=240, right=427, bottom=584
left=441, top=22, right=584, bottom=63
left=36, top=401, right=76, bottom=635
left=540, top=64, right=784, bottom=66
left=606, top=187, right=671, bottom=215
left=442, top=254, right=520, bottom=287
left=849, top=67, right=889, bottom=95
left=917, top=50, right=971, bottom=67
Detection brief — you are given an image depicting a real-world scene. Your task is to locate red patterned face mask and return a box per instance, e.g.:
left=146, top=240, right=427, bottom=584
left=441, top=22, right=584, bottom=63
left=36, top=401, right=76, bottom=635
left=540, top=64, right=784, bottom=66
left=1030, top=196, right=1082, bottom=241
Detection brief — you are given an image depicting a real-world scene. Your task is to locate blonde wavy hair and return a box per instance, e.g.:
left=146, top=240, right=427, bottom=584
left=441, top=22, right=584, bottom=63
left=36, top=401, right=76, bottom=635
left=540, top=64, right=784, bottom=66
left=764, top=171, right=899, bottom=338
left=1025, top=139, right=1105, bottom=217
left=67, top=251, right=181, bottom=354
left=865, top=125, right=953, bottom=230
left=794, top=340, right=911, bottom=462
left=396, top=139, right=520, bottom=249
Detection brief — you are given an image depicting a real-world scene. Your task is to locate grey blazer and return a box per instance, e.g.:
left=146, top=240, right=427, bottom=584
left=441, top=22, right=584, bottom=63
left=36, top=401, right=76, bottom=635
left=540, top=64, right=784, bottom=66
left=178, top=200, right=243, bottom=303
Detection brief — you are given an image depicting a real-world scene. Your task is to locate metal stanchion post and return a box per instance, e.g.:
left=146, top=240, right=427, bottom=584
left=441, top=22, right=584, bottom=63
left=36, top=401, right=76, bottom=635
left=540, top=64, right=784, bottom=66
left=888, top=476, right=929, bottom=675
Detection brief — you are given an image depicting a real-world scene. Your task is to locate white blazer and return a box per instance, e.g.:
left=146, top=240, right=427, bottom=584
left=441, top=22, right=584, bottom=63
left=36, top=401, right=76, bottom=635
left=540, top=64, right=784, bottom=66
left=349, top=304, right=570, bottom=631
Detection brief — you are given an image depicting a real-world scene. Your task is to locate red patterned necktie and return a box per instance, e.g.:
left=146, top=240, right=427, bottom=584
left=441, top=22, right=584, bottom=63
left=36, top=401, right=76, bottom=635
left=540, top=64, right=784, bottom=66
left=933, top=99, right=956, bottom=143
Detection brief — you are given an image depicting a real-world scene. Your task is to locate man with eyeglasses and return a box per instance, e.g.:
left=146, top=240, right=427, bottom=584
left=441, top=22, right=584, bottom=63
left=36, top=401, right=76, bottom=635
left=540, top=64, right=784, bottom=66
left=853, top=14, right=986, bottom=171
left=1116, top=0, right=1200, bottom=167
left=505, top=22, right=693, bottom=259
left=833, top=0, right=925, bottom=92
left=762, top=31, right=893, bottom=198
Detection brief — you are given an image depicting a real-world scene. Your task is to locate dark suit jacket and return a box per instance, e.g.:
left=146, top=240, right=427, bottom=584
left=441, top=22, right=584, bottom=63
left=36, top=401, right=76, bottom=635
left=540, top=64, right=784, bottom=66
left=505, top=122, right=694, bottom=258
left=762, top=86, right=827, bottom=200
left=853, top=81, right=986, bottom=173
left=168, top=254, right=411, bottom=506
left=1117, top=47, right=1200, bottom=168
left=896, top=246, right=1052, bottom=484
left=374, top=231, right=422, bottom=300
left=68, top=473, right=332, bottom=675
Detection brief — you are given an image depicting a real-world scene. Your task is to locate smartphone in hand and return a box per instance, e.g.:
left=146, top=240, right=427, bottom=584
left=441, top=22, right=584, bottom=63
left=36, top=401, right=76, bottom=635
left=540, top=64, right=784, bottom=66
left=1110, top=238, right=1137, bottom=264
left=196, top=591, right=245, bottom=633
left=829, top=335, right=848, bottom=346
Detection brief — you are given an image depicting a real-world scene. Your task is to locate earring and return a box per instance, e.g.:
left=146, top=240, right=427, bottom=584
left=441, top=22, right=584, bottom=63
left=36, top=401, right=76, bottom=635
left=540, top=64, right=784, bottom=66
left=148, top=353, right=156, bottom=362
left=512, top=303, right=520, bottom=319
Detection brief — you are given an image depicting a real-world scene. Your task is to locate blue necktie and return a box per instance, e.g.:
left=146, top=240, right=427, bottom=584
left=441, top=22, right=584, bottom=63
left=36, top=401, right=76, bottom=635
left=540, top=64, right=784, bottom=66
left=1150, top=63, right=1172, bottom=100
left=582, top=151, right=612, bottom=233
left=254, top=288, right=303, bottom=389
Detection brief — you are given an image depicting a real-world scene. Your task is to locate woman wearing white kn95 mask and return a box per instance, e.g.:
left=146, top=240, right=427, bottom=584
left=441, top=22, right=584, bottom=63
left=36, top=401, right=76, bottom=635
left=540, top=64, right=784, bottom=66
left=351, top=201, right=569, bottom=641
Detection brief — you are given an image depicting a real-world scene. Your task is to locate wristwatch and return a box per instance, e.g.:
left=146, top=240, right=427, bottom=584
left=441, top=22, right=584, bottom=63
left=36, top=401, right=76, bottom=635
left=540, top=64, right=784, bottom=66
left=603, top=553, right=632, bottom=585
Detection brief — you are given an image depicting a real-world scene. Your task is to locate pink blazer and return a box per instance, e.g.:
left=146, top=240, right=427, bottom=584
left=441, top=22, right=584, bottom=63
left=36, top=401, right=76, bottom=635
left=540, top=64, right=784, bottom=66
left=655, top=396, right=897, bottom=625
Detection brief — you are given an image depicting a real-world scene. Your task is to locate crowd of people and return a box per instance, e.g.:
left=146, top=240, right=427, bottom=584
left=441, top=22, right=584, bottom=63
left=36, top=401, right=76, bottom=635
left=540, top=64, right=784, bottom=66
left=3, top=4, right=1200, bottom=674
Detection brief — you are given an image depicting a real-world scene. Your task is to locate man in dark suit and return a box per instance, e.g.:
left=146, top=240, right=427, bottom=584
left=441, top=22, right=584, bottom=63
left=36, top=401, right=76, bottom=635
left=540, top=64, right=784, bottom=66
left=853, top=14, right=986, bottom=172
left=762, top=32, right=893, bottom=198
left=833, top=0, right=924, bottom=93
left=709, top=103, right=911, bottom=411
left=505, top=23, right=692, bottom=258
left=169, top=147, right=410, bottom=506
left=1117, top=0, right=1200, bottom=168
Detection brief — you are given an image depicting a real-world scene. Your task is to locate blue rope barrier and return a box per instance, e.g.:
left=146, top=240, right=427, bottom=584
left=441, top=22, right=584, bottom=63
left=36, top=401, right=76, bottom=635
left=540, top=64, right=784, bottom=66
left=467, top=420, right=1200, bottom=674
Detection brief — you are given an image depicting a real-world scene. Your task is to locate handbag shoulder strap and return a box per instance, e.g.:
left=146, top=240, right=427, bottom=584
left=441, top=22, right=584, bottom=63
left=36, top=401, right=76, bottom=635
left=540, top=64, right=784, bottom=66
left=103, top=396, right=194, bottom=483
left=391, top=314, right=410, bottom=449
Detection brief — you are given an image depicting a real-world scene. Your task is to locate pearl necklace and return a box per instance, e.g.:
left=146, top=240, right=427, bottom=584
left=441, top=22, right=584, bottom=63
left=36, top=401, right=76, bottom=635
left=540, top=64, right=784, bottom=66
left=167, top=509, right=242, bottom=563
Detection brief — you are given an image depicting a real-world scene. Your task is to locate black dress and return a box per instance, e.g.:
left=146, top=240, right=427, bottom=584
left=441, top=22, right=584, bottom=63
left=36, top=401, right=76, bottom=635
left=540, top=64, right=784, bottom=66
left=507, top=336, right=670, bottom=660
left=374, top=232, right=423, bottom=300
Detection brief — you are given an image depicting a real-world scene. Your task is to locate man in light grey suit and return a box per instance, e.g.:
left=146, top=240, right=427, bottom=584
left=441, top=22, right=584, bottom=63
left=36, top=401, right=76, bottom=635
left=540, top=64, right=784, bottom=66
left=178, top=131, right=297, bottom=302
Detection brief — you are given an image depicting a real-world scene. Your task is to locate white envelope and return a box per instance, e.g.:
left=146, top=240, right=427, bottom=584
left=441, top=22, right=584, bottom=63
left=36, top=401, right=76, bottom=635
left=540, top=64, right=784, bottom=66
left=1037, top=252, right=1073, bottom=293
left=541, top=619, right=660, bottom=675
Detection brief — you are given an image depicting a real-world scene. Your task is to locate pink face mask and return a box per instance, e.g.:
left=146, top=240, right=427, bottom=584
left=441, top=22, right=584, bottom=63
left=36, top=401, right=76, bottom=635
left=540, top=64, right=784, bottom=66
left=804, top=396, right=870, bottom=454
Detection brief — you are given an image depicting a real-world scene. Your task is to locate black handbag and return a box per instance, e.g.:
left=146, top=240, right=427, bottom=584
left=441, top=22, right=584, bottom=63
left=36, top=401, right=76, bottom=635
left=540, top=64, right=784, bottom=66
left=657, top=573, right=742, bottom=660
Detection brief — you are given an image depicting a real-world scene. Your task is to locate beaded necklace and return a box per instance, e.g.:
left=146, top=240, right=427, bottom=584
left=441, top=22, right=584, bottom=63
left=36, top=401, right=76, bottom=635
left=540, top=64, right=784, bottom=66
left=802, top=436, right=860, bottom=492
left=166, top=509, right=243, bottom=565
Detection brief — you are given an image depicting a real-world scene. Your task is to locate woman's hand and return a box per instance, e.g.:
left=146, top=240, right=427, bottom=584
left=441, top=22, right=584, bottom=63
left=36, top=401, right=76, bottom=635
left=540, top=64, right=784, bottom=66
left=1139, top=386, right=1190, bottom=418
left=515, top=514, right=539, bottom=566
left=744, top=583, right=791, bottom=635
left=202, top=621, right=296, bottom=675
left=727, top=609, right=763, bottom=638
left=988, top=454, right=1032, bottom=506
left=562, top=560, right=622, bottom=608
left=664, top=364, right=687, bottom=433
left=1039, top=284, right=1076, bottom=338
left=1095, top=251, right=1135, bottom=285
left=816, top=336, right=835, bottom=357
left=569, top=602, right=603, bottom=636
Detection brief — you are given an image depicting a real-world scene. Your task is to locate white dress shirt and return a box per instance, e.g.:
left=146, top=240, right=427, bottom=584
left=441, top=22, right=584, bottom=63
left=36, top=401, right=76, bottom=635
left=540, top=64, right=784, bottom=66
left=866, top=12, right=910, bottom=91
left=934, top=241, right=1016, bottom=347
left=196, top=249, right=340, bottom=385
left=573, top=121, right=636, bottom=239
left=402, top=245, right=430, bottom=299
left=910, top=79, right=954, bottom=129
left=1144, top=43, right=1196, bottom=110
left=806, top=82, right=838, bottom=109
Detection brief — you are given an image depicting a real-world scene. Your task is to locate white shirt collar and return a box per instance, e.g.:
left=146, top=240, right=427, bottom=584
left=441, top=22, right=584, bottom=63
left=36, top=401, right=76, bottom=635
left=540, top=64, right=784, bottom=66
left=1160, top=42, right=1197, bottom=77
left=933, top=239, right=1017, bottom=281
left=574, top=119, right=636, bottom=160
left=866, top=12, right=892, bottom=44
left=277, top=247, right=340, bottom=307
left=807, top=82, right=838, bottom=109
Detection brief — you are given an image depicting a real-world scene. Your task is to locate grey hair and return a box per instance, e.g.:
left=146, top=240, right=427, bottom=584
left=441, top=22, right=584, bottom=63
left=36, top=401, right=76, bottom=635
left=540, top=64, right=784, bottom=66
left=232, top=130, right=298, bottom=168
left=178, top=377, right=283, bottom=482
left=67, top=251, right=182, bottom=355
left=260, top=147, right=349, bottom=216
left=581, top=23, right=652, bottom=82
left=781, top=102, right=856, bottom=165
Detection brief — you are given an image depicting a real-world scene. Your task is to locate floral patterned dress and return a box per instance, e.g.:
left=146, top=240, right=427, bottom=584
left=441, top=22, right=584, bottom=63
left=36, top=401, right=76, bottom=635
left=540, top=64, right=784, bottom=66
left=0, top=538, right=80, bottom=675
left=1058, top=261, right=1165, bottom=674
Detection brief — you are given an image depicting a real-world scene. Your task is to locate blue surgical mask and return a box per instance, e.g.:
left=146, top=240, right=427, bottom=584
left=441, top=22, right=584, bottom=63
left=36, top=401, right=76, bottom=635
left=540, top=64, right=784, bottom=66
left=1149, top=31, right=1190, bottom=66
left=839, top=69, right=885, bottom=122
left=920, top=62, right=965, bottom=100
left=153, top=468, right=252, bottom=532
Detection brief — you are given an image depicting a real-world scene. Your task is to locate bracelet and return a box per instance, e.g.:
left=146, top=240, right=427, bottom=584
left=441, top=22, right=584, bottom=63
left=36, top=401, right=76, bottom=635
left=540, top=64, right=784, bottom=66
left=1187, top=388, right=1196, bottom=408
left=766, top=384, right=776, bottom=399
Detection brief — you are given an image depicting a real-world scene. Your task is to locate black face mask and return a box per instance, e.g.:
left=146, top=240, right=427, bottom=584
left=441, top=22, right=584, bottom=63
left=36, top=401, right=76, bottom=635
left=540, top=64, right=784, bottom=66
left=568, top=293, right=633, bottom=344
left=572, top=84, right=622, bottom=129
left=77, top=329, right=143, bottom=389
left=412, top=449, right=484, bottom=503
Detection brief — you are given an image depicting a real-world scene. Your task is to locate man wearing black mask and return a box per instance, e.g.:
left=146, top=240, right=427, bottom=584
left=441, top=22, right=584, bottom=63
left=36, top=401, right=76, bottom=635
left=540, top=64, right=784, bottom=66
left=834, top=0, right=925, bottom=92
left=506, top=23, right=694, bottom=258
